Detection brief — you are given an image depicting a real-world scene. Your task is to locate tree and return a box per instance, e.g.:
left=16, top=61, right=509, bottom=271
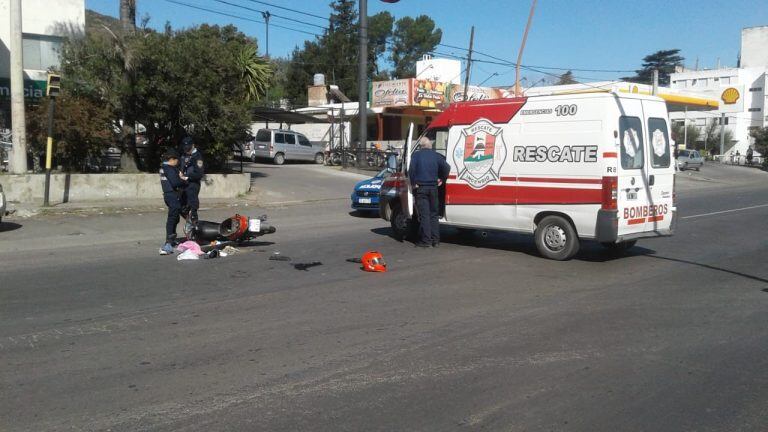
left=119, top=0, right=139, bottom=172
left=390, top=15, right=442, bottom=78
left=671, top=122, right=700, bottom=149
left=750, top=127, right=768, bottom=168
left=238, top=44, right=273, bottom=102
left=131, top=24, right=269, bottom=169
left=367, top=11, right=394, bottom=76
left=623, top=49, right=684, bottom=86
left=702, top=118, right=734, bottom=153
left=555, top=70, right=577, bottom=85
left=26, top=94, right=116, bottom=171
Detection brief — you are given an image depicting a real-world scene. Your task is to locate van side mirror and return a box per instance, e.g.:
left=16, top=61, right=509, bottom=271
left=386, top=154, right=397, bottom=170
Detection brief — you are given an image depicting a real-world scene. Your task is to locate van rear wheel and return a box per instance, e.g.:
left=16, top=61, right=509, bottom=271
left=535, top=215, right=580, bottom=260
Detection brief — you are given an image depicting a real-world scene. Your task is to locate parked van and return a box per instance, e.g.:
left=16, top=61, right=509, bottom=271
left=243, top=129, right=325, bottom=165
left=380, top=93, right=677, bottom=260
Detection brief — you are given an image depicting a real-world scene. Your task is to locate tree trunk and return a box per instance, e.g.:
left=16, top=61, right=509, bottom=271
left=119, top=0, right=139, bottom=172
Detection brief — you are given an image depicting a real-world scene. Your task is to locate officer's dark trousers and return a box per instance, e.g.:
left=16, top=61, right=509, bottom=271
left=183, top=182, right=200, bottom=222
left=163, top=192, right=181, bottom=242
left=415, top=185, right=440, bottom=245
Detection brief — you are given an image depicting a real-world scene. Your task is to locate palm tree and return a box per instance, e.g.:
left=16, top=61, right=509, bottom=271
left=237, top=44, right=273, bottom=102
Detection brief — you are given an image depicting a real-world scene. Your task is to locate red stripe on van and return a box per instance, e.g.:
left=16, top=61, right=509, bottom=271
left=446, top=184, right=601, bottom=205
left=647, top=215, right=664, bottom=222
left=447, top=174, right=601, bottom=184
left=603, top=152, right=618, bottom=158
left=628, top=218, right=646, bottom=225
left=517, top=177, right=602, bottom=184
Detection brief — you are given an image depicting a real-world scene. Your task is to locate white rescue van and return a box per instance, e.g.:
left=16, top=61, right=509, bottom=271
left=380, top=92, right=677, bottom=260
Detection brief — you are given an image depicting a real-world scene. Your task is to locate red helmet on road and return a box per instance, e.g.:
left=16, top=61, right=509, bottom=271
left=361, top=251, right=387, bottom=272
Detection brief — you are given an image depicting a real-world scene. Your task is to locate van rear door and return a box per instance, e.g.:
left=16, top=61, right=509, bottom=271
left=642, top=103, right=674, bottom=233
left=616, top=107, right=651, bottom=236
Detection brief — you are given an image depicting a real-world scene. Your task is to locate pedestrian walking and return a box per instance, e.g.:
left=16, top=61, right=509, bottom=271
left=746, top=146, right=754, bottom=166
left=408, top=136, right=450, bottom=248
left=180, top=136, right=204, bottom=229
left=159, top=149, right=187, bottom=255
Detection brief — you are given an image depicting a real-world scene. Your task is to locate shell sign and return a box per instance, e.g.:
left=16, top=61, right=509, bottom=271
left=721, top=87, right=740, bottom=105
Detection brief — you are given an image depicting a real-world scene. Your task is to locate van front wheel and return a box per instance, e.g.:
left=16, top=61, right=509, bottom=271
left=273, top=153, right=285, bottom=165
left=535, top=215, right=580, bottom=260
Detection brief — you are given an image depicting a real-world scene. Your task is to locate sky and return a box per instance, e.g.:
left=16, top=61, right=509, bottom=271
left=85, top=0, right=768, bottom=87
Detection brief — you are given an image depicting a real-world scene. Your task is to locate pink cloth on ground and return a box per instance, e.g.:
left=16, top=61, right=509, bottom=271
left=177, top=240, right=203, bottom=255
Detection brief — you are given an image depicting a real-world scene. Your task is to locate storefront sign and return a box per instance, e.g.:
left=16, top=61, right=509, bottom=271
left=0, top=78, right=47, bottom=101
left=371, top=79, right=411, bottom=107
left=449, top=85, right=507, bottom=103
left=412, top=79, right=448, bottom=108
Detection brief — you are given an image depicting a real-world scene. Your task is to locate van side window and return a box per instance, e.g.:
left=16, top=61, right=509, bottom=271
left=648, top=118, right=670, bottom=168
left=619, top=116, right=643, bottom=170
left=275, top=133, right=285, bottom=144
left=298, top=135, right=311, bottom=146
left=285, top=134, right=296, bottom=145
left=256, top=129, right=270, bottom=142
left=424, top=127, right=450, bottom=157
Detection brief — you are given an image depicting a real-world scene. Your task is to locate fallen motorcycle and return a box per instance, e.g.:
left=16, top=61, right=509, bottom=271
left=184, top=214, right=276, bottom=247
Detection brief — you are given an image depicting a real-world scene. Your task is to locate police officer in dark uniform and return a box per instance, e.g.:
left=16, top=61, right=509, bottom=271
left=180, top=136, right=204, bottom=226
left=159, top=149, right=187, bottom=255
left=408, top=136, right=450, bottom=248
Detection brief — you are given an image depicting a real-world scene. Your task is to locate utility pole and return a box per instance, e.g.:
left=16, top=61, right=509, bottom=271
left=720, top=112, right=726, bottom=156
left=9, top=0, right=28, bottom=173
left=514, top=0, right=537, bottom=97
left=261, top=11, right=270, bottom=57
left=358, top=0, right=368, bottom=151
left=462, top=26, right=475, bottom=101
left=683, top=106, right=688, bottom=149
left=652, top=69, right=659, bottom=95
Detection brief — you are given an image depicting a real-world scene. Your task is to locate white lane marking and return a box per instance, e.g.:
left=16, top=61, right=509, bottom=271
left=682, top=203, right=768, bottom=220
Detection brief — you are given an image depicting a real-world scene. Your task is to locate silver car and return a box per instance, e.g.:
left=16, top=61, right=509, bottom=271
left=677, top=149, right=703, bottom=171
left=244, top=129, right=325, bottom=165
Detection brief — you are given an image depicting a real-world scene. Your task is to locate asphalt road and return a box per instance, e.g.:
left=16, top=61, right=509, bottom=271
left=1, top=162, right=767, bottom=431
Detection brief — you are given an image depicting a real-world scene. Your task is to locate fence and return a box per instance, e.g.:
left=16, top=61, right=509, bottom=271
left=326, top=141, right=403, bottom=171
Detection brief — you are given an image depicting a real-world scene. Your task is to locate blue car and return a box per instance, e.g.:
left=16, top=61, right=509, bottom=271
left=351, top=169, right=391, bottom=213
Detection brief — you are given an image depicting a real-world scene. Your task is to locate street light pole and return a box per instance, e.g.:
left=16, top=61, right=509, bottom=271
left=358, top=0, right=368, bottom=151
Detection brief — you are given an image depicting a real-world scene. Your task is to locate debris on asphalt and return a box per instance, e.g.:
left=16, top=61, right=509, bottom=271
left=221, top=245, right=240, bottom=257
left=293, top=262, right=322, bottom=271
left=177, top=249, right=200, bottom=261
left=269, top=254, right=291, bottom=261
left=346, top=257, right=363, bottom=263
left=177, top=240, right=203, bottom=255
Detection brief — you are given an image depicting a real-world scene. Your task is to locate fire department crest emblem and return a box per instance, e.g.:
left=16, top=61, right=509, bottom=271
left=453, top=119, right=507, bottom=189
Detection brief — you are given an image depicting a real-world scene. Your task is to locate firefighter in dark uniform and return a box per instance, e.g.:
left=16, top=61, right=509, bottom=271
left=159, top=149, right=187, bottom=255
left=408, top=136, right=450, bottom=248
left=180, top=136, right=204, bottom=226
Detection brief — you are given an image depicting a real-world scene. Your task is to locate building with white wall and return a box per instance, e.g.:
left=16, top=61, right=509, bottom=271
left=668, top=26, right=768, bottom=155
left=0, top=0, right=85, bottom=128
left=416, top=55, right=462, bottom=84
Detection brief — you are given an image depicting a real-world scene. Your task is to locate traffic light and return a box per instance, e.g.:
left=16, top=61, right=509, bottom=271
left=46, top=73, right=61, bottom=98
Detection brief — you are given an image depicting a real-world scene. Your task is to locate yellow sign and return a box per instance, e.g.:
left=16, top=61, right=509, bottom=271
left=721, top=87, right=740, bottom=105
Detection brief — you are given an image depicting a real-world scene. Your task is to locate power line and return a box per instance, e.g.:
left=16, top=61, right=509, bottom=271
left=209, top=0, right=327, bottom=30
left=164, top=0, right=321, bottom=37
left=242, top=0, right=329, bottom=21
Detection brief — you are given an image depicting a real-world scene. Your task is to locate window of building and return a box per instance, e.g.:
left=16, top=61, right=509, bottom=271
left=749, top=87, right=763, bottom=92
left=748, top=108, right=762, bottom=112
left=22, top=34, right=63, bottom=71
left=699, top=78, right=709, bottom=87
left=691, top=79, right=698, bottom=87
left=720, top=76, right=731, bottom=85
